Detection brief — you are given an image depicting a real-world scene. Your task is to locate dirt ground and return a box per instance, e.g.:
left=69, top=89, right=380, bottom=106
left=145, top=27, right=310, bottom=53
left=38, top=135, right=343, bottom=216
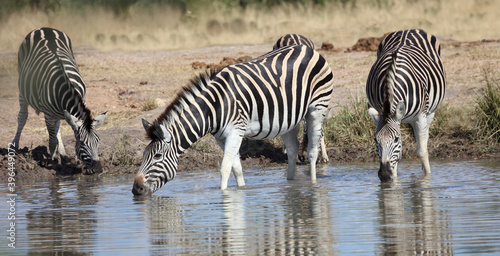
left=0, top=37, right=499, bottom=180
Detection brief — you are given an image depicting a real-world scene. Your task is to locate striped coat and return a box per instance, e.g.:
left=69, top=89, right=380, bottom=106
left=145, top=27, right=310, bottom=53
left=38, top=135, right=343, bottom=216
left=133, top=45, right=334, bottom=194
left=13, top=28, right=107, bottom=171
left=366, top=29, right=446, bottom=181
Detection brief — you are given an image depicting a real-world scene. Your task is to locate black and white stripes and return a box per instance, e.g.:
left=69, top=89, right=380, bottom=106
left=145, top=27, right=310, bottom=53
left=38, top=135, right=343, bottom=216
left=133, top=45, right=334, bottom=194
left=273, top=33, right=315, bottom=50
left=13, top=27, right=108, bottom=171
left=366, top=29, right=446, bottom=181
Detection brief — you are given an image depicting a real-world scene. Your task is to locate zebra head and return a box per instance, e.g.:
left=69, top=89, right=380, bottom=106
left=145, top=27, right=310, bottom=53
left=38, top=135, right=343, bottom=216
left=64, top=110, right=108, bottom=171
left=132, top=118, right=178, bottom=195
left=369, top=101, right=405, bottom=182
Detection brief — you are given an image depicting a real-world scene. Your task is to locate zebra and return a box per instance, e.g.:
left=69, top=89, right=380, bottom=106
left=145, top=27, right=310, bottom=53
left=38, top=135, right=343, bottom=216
left=132, top=45, right=334, bottom=195
left=272, top=33, right=330, bottom=163
left=272, top=33, right=315, bottom=50
left=366, top=29, right=446, bottom=181
left=12, top=27, right=108, bottom=172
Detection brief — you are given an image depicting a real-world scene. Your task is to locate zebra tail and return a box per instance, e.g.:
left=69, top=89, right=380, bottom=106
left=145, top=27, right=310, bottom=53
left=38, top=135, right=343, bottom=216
left=382, top=50, right=398, bottom=116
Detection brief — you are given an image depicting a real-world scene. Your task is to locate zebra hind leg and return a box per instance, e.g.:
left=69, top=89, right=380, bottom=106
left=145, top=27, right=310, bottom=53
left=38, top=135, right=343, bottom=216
left=298, top=121, right=307, bottom=163
left=305, top=106, right=329, bottom=183
left=298, top=121, right=329, bottom=164
left=281, top=129, right=299, bottom=180
left=319, top=137, right=329, bottom=163
left=12, top=97, right=29, bottom=150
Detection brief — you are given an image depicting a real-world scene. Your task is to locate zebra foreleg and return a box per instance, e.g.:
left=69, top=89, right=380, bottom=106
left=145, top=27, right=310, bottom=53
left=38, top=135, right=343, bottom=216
left=217, top=135, right=244, bottom=190
left=44, top=115, right=62, bottom=162
left=281, top=130, right=299, bottom=180
left=412, top=113, right=434, bottom=174
left=12, top=97, right=29, bottom=150
left=231, top=155, right=246, bottom=187
left=54, top=119, right=67, bottom=156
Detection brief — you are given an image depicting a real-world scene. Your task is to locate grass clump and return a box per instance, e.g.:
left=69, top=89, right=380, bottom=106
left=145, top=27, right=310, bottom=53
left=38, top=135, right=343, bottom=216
left=324, top=97, right=375, bottom=148
left=475, top=69, right=500, bottom=143
left=141, top=98, right=158, bottom=111
left=110, top=134, right=135, bottom=166
left=430, top=102, right=473, bottom=139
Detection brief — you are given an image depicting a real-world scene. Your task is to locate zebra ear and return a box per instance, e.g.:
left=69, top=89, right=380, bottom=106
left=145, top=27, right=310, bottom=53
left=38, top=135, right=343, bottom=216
left=142, top=118, right=152, bottom=131
left=394, top=101, right=406, bottom=122
left=64, top=110, right=80, bottom=131
left=368, top=107, right=382, bottom=124
left=92, top=111, right=108, bottom=129
left=154, top=119, right=171, bottom=143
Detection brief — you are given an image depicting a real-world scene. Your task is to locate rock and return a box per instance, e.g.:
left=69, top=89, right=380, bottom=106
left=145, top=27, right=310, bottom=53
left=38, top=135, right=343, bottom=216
left=349, top=33, right=389, bottom=52
left=321, top=42, right=334, bottom=51
left=192, top=61, right=207, bottom=69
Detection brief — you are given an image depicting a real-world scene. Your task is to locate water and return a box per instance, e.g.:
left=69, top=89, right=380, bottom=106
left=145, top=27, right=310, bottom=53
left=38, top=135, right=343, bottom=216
left=1, top=160, right=500, bottom=255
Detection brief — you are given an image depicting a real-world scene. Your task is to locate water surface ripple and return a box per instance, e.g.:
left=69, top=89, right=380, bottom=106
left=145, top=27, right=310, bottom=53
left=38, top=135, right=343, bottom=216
left=1, top=160, right=499, bottom=255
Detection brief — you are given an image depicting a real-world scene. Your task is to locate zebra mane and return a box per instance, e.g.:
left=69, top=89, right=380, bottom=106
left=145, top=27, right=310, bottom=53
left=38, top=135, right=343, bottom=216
left=146, top=68, right=217, bottom=141
left=57, top=58, right=93, bottom=130
left=382, top=50, right=398, bottom=117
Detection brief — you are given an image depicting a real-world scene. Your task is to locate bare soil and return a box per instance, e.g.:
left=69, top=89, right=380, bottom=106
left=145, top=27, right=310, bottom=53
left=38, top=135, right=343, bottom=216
left=0, top=39, right=499, bottom=180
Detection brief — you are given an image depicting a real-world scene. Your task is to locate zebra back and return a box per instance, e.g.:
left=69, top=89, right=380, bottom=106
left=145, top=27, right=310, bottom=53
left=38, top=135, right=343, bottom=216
left=18, top=27, right=91, bottom=122
left=273, top=34, right=315, bottom=50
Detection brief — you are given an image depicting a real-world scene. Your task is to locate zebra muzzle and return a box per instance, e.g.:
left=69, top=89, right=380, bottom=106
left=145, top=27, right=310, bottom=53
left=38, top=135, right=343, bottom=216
left=88, top=160, right=103, bottom=174
left=378, top=162, right=393, bottom=182
left=132, top=173, right=149, bottom=196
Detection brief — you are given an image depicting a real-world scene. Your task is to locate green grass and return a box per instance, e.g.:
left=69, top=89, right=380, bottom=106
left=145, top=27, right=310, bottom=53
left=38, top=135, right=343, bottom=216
left=475, top=69, right=500, bottom=143
left=110, top=134, right=135, bottom=166
left=430, top=102, right=474, bottom=139
left=323, top=96, right=375, bottom=148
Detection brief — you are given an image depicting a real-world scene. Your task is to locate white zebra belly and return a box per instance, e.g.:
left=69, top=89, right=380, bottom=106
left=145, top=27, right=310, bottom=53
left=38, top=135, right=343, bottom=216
left=243, top=119, right=298, bottom=140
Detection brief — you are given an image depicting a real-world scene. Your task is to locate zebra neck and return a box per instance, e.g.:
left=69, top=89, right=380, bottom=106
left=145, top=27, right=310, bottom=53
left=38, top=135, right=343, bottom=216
left=64, top=96, right=90, bottom=120
left=154, top=69, right=218, bottom=155
left=168, top=106, right=213, bottom=155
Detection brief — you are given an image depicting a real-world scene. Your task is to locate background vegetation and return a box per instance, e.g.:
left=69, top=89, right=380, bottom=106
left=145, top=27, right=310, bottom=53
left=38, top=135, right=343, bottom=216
left=2, top=0, right=500, bottom=51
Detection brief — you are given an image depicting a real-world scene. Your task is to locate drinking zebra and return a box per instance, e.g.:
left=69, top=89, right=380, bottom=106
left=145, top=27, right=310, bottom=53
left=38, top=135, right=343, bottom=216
left=366, top=29, right=446, bottom=181
left=272, top=33, right=329, bottom=163
left=133, top=45, right=334, bottom=195
left=13, top=27, right=108, bottom=172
